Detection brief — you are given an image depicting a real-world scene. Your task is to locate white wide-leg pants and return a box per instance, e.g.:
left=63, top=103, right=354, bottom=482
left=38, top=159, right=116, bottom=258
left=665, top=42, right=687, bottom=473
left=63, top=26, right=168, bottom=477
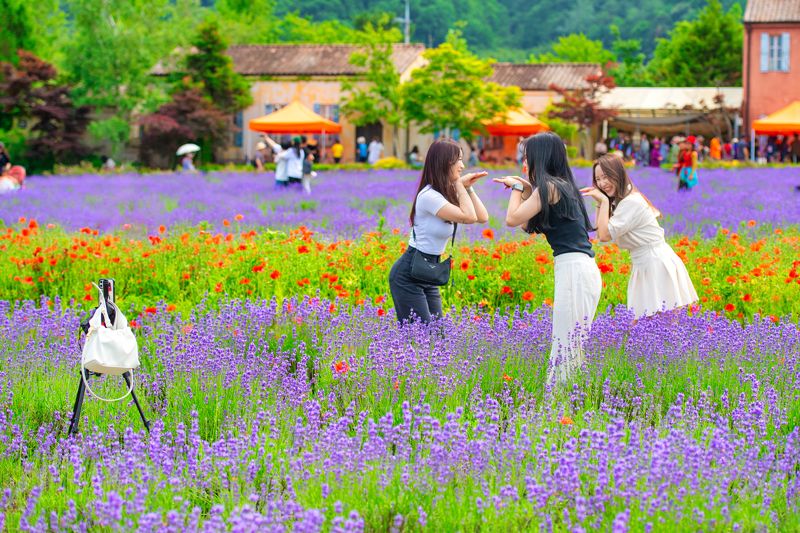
left=548, top=252, right=602, bottom=385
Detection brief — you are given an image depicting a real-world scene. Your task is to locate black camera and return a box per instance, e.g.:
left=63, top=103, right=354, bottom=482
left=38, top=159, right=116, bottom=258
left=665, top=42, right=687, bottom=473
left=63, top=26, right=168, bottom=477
left=80, top=278, right=117, bottom=333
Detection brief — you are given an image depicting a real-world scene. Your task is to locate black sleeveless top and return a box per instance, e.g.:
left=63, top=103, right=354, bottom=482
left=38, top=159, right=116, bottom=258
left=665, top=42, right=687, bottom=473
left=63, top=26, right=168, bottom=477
left=540, top=198, right=594, bottom=258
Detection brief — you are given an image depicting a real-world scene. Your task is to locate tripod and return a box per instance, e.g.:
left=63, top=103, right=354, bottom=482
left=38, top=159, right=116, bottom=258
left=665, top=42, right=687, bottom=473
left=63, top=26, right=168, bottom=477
left=68, top=278, right=151, bottom=436
left=68, top=368, right=151, bottom=435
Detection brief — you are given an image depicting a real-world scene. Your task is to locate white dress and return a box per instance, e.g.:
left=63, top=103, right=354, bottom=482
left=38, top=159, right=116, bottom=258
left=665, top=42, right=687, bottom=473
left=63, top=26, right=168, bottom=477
left=607, top=193, right=698, bottom=318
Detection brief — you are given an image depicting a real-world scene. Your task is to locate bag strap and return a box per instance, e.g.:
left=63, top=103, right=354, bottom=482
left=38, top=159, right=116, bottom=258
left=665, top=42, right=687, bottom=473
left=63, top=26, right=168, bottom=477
left=80, top=284, right=131, bottom=402
left=80, top=365, right=134, bottom=403
left=78, top=330, right=134, bottom=403
left=92, top=282, right=115, bottom=328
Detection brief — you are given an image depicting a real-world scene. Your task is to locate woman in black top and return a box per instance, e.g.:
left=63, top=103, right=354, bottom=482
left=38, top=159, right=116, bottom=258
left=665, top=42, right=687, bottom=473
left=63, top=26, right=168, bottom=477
left=495, top=132, right=602, bottom=386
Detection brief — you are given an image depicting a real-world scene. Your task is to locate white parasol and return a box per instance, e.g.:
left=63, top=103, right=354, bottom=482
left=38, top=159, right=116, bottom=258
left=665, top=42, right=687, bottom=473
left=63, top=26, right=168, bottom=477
left=175, top=143, right=201, bottom=156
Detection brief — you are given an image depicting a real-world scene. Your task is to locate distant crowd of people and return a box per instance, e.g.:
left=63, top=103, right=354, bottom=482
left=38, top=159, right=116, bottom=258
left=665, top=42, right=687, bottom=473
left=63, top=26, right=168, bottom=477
left=249, top=134, right=393, bottom=194
left=595, top=132, right=800, bottom=166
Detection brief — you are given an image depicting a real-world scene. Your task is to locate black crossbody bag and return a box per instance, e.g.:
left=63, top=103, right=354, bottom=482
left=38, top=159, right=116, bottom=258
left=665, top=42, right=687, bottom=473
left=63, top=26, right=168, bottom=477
left=409, top=223, right=457, bottom=286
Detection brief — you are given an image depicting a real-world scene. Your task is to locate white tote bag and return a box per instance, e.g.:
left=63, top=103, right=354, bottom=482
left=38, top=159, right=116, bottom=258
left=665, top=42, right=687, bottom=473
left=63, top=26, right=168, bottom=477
left=81, top=283, right=140, bottom=402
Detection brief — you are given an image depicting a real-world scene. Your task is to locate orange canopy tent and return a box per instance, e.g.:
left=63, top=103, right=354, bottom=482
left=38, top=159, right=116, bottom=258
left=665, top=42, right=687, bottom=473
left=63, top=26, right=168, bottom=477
left=248, top=101, right=342, bottom=134
left=752, top=101, right=800, bottom=135
left=484, top=108, right=549, bottom=136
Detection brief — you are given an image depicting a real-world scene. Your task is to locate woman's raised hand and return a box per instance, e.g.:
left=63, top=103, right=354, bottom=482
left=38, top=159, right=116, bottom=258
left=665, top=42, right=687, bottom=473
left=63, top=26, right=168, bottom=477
left=459, top=171, right=489, bottom=187
left=580, top=186, right=607, bottom=203
left=493, top=175, right=530, bottom=189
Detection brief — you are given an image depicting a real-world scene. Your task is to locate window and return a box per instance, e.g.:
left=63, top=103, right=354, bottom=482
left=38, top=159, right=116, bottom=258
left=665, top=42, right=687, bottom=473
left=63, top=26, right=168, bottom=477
left=761, top=33, right=791, bottom=72
left=264, top=103, right=287, bottom=115
left=233, top=112, right=243, bottom=148
left=769, top=35, right=783, bottom=71
left=313, top=103, right=340, bottom=123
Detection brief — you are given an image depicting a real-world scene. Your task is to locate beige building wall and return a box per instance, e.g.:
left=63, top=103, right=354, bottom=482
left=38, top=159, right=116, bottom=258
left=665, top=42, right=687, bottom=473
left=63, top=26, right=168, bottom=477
left=226, top=78, right=432, bottom=164
left=520, top=91, right=558, bottom=115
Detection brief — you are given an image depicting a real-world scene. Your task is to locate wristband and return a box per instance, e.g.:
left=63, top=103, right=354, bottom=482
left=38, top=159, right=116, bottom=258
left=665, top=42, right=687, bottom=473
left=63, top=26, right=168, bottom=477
left=466, top=186, right=475, bottom=194
left=511, top=183, right=525, bottom=192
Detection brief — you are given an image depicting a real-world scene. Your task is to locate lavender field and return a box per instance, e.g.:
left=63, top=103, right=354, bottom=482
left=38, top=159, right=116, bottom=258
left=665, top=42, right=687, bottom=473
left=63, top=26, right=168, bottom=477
left=1, top=166, right=799, bottom=531
left=1, top=298, right=799, bottom=531
left=1, top=166, right=799, bottom=239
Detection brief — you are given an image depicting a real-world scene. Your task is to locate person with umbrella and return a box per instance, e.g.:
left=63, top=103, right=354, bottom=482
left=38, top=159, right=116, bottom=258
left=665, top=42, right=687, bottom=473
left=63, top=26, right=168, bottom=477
left=176, top=143, right=200, bottom=173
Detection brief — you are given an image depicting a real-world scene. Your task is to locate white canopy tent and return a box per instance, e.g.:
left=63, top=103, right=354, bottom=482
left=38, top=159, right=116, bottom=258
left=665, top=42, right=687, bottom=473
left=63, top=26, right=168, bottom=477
left=597, top=87, right=744, bottom=137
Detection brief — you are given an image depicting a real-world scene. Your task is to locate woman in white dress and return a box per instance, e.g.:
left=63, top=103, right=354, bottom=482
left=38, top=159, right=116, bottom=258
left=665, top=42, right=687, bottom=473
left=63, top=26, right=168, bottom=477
left=581, top=154, right=698, bottom=318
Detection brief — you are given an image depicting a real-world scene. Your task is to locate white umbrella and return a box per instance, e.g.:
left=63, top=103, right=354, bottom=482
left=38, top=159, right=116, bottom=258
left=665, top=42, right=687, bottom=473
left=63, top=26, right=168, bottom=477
left=176, top=143, right=200, bottom=156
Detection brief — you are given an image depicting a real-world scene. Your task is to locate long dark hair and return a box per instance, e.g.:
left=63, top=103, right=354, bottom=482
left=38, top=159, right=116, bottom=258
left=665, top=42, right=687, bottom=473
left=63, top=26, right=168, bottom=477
left=291, top=137, right=302, bottom=158
left=523, top=132, right=592, bottom=233
left=409, top=139, right=461, bottom=226
left=593, top=154, right=660, bottom=218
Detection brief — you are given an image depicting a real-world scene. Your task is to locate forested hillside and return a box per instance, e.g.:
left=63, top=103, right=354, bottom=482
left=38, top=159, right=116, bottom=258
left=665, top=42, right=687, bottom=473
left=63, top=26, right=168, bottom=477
left=266, top=0, right=746, bottom=60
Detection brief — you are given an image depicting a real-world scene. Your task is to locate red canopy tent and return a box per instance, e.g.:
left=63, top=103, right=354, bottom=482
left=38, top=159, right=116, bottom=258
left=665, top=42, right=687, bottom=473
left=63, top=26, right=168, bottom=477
left=484, top=108, right=550, bottom=136
left=480, top=108, right=550, bottom=163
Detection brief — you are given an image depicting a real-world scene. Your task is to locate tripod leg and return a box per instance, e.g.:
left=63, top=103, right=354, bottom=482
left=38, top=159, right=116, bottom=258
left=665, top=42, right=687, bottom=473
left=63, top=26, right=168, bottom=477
left=123, top=372, right=150, bottom=433
left=68, top=369, right=88, bottom=435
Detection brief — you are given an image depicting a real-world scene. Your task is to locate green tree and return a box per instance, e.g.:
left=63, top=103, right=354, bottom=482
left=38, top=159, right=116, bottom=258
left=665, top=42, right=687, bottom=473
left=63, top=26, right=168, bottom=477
left=214, top=0, right=280, bottom=44
left=647, top=0, right=743, bottom=86
left=277, top=14, right=402, bottom=44
left=402, top=29, right=520, bottom=140
left=341, top=37, right=404, bottom=156
left=540, top=105, right=578, bottom=145
left=184, top=19, right=253, bottom=114
left=0, top=0, right=34, bottom=63
left=608, top=25, right=651, bottom=86
left=530, top=33, right=615, bottom=65
left=61, top=0, right=190, bottom=159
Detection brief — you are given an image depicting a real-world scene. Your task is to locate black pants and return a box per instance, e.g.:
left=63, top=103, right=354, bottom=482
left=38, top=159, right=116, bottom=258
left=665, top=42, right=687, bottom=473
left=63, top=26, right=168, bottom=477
left=389, top=247, right=443, bottom=324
